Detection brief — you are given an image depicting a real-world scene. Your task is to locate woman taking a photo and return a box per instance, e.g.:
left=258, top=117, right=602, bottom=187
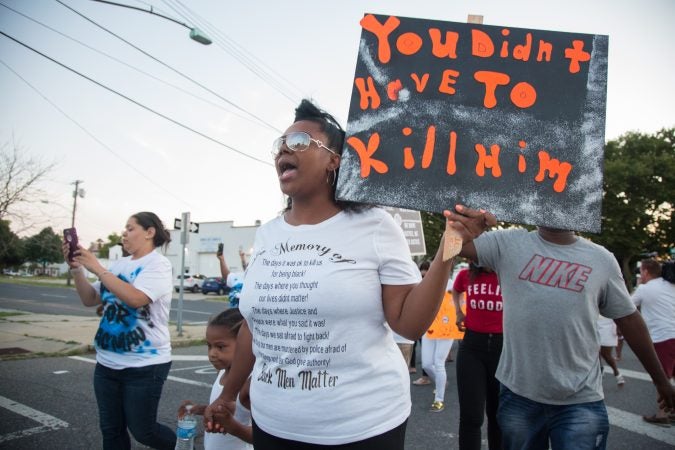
left=63, top=212, right=175, bottom=450
left=205, top=99, right=460, bottom=449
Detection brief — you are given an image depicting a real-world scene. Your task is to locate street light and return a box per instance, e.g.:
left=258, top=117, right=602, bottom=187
left=92, top=0, right=212, bottom=45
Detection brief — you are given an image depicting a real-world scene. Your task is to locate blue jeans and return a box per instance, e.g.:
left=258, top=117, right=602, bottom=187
left=94, top=361, right=176, bottom=450
left=497, top=386, right=609, bottom=450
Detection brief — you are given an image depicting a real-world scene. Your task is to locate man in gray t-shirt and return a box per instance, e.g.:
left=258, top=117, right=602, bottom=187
left=444, top=205, right=674, bottom=450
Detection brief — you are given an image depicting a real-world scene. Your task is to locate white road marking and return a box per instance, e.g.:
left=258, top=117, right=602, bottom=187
left=69, top=355, right=96, bottom=364
left=604, top=366, right=652, bottom=382
left=167, top=376, right=212, bottom=388
left=0, top=395, right=69, bottom=443
left=53, top=371, right=69, bottom=375
left=171, top=364, right=213, bottom=372
left=39, top=294, right=67, bottom=298
left=68, top=356, right=211, bottom=388
left=69, top=355, right=210, bottom=364
left=607, top=406, right=675, bottom=446
left=171, top=355, right=209, bottom=361
left=171, top=308, right=213, bottom=315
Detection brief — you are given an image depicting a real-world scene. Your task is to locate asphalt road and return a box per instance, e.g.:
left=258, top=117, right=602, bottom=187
left=0, top=282, right=673, bottom=449
left=1, top=346, right=673, bottom=449
left=0, top=281, right=228, bottom=324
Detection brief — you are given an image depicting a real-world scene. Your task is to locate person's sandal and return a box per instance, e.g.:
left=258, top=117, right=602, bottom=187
left=642, top=415, right=670, bottom=426
left=412, top=377, right=431, bottom=385
left=430, top=401, right=444, bottom=412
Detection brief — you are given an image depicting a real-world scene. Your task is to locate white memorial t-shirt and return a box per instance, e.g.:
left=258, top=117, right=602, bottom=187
left=239, top=208, right=420, bottom=445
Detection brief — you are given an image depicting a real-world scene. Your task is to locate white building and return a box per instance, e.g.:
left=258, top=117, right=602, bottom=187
left=161, top=220, right=259, bottom=278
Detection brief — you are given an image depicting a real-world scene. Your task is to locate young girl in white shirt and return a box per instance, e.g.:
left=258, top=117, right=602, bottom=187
left=178, top=309, right=252, bottom=449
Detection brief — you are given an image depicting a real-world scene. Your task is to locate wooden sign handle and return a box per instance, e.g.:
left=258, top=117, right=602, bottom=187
left=443, top=221, right=463, bottom=261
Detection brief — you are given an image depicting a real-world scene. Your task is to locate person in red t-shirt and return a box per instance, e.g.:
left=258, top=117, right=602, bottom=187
left=452, top=264, right=503, bottom=450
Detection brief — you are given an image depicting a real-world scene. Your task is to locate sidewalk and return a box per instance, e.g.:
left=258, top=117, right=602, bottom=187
left=0, top=309, right=207, bottom=360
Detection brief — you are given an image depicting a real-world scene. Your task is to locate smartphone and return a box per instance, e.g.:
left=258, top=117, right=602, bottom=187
left=63, top=228, right=79, bottom=261
left=217, top=243, right=224, bottom=256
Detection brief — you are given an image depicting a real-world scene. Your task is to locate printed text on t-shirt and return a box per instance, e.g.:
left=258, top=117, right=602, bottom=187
left=518, top=254, right=591, bottom=292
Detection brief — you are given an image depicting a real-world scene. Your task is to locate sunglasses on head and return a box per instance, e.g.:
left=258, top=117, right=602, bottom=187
left=272, top=131, right=337, bottom=158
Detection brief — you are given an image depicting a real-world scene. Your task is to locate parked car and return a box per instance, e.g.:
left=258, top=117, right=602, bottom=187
left=201, top=277, right=230, bottom=296
left=174, top=274, right=206, bottom=293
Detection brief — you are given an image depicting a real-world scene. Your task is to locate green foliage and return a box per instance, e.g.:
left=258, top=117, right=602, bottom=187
left=23, top=226, right=63, bottom=270
left=590, top=128, right=675, bottom=284
left=0, top=220, right=23, bottom=269
left=98, top=233, right=121, bottom=258
left=420, top=210, right=445, bottom=261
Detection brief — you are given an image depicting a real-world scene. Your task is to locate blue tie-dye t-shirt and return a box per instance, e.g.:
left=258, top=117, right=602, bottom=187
left=92, top=250, right=173, bottom=369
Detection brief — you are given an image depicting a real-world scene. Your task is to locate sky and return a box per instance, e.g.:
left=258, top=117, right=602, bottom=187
left=1, top=0, right=673, bottom=246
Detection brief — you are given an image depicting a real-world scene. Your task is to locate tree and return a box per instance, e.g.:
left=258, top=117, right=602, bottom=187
left=0, top=220, right=24, bottom=269
left=420, top=211, right=445, bottom=261
left=591, top=128, right=675, bottom=287
left=0, top=137, right=56, bottom=226
left=23, top=227, right=63, bottom=274
left=97, top=233, right=122, bottom=258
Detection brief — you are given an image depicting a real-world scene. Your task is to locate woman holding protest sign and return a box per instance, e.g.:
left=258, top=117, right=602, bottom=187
left=204, top=99, right=462, bottom=449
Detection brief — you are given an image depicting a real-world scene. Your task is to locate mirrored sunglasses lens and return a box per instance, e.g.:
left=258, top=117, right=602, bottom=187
left=272, top=137, right=283, bottom=155
left=285, top=132, right=310, bottom=152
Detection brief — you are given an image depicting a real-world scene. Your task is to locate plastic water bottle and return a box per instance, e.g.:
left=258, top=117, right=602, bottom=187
left=175, top=404, right=197, bottom=450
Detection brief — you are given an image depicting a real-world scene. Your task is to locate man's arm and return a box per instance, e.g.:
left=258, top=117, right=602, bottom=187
left=217, top=254, right=231, bottom=279
left=443, top=205, right=496, bottom=262
left=452, top=289, right=466, bottom=331
left=615, top=311, right=674, bottom=411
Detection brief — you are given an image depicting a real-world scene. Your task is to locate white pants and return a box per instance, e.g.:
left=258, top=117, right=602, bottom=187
left=421, top=335, right=454, bottom=402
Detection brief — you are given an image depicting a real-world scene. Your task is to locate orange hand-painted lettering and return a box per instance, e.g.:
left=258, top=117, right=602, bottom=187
left=396, top=32, right=423, bottom=55
left=410, top=73, right=430, bottom=92
left=446, top=131, right=457, bottom=175
left=359, top=15, right=400, bottom=64
left=474, top=144, right=502, bottom=177
left=499, top=29, right=510, bottom=58
left=564, top=40, right=590, bottom=74
left=354, top=77, right=381, bottom=110
left=510, top=82, right=537, bottom=108
left=428, top=28, right=459, bottom=59
left=421, top=126, right=436, bottom=168
left=346, top=134, right=389, bottom=178
left=537, top=40, right=553, bottom=62
left=474, top=71, right=510, bottom=108
left=518, top=140, right=527, bottom=173
left=471, top=29, right=494, bottom=57
left=439, top=69, right=460, bottom=95
left=513, top=33, right=532, bottom=61
left=535, top=151, right=573, bottom=192
left=387, top=79, right=403, bottom=101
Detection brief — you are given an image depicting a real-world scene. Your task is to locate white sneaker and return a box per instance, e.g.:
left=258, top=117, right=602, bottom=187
left=616, top=374, right=625, bottom=386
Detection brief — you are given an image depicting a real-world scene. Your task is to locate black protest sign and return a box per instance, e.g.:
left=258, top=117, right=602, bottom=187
left=335, top=14, right=608, bottom=233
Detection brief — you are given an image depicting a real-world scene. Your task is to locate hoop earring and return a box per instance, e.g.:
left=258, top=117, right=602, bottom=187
left=327, top=169, right=337, bottom=186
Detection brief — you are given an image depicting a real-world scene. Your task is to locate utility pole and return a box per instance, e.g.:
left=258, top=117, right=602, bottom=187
left=66, top=180, right=85, bottom=286
left=71, top=180, right=84, bottom=229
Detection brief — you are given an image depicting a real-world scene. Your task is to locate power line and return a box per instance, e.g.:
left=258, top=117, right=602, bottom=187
left=0, top=30, right=274, bottom=167
left=0, top=1, right=270, bottom=129
left=162, top=0, right=304, bottom=104
left=0, top=57, right=196, bottom=208
left=55, top=0, right=282, bottom=133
